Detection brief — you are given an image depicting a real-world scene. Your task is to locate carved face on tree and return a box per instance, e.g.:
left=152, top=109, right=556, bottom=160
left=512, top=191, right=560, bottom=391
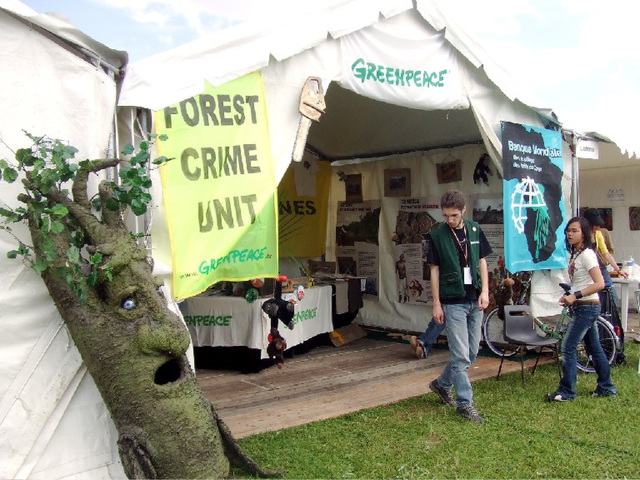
left=0, top=135, right=278, bottom=478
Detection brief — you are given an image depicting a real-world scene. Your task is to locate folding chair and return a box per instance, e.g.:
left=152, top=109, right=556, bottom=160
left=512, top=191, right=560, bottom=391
left=497, top=305, right=560, bottom=386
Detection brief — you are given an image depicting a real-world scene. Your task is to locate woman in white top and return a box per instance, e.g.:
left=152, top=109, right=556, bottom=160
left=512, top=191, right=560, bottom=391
left=546, top=217, right=617, bottom=402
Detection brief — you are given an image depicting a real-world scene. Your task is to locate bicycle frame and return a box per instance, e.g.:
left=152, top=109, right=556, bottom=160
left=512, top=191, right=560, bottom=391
left=530, top=284, right=621, bottom=373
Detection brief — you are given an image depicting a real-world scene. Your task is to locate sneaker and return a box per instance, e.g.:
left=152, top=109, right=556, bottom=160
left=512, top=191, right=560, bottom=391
left=545, top=392, right=572, bottom=402
left=409, top=336, right=425, bottom=359
left=429, top=379, right=455, bottom=406
left=590, top=389, right=617, bottom=398
left=456, top=403, right=484, bottom=424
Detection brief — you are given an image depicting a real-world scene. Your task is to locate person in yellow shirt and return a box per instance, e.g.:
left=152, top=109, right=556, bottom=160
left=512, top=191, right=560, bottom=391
left=582, top=209, right=627, bottom=305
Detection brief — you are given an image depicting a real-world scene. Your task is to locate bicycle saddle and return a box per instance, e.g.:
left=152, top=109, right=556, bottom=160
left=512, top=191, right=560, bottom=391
left=559, top=282, right=572, bottom=294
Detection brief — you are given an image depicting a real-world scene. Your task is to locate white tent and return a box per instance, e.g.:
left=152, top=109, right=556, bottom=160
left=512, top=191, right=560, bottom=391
left=0, top=1, right=129, bottom=477
left=120, top=0, right=571, bottom=331
left=573, top=133, right=640, bottom=263
left=0, top=1, right=579, bottom=477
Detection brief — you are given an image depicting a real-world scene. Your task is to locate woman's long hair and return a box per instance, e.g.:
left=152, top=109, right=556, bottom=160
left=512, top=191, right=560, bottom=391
left=564, top=216, right=594, bottom=252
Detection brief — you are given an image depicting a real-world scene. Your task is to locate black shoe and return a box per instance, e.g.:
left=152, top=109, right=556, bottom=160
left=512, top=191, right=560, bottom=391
left=545, top=392, right=572, bottom=402
left=429, top=379, right=455, bottom=406
left=456, top=403, right=484, bottom=424
left=590, top=389, right=617, bottom=398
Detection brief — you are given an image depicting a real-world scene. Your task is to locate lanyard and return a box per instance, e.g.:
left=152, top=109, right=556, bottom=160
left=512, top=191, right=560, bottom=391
left=449, top=224, right=469, bottom=266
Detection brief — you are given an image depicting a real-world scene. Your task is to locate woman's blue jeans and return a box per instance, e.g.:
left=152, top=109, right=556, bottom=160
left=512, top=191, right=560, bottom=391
left=556, top=304, right=617, bottom=399
left=437, top=302, right=482, bottom=407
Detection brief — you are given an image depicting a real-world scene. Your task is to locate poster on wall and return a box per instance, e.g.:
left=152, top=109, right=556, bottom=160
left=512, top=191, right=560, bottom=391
left=579, top=207, right=612, bottom=230
left=336, top=201, right=381, bottom=295
left=473, top=198, right=506, bottom=293
left=630, top=207, right=640, bottom=231
left=391, top=198, right=441, bottom=304
left=501, top=122, right=567, bottom=273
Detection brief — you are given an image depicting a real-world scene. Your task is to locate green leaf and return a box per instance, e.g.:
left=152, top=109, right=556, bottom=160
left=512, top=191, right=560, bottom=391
left=50, top=204, right=69, bottom=217
left=18, top=243, right=30, bottom=255
left=118, top=191, right=131, bottom=205
left=158, top=134, right=168, bottom=141
left=66, top=246, right=80, bottom=264
left=90, top=197, right=102, bottom=211
left=105, top=198, right=120, bottom=211
left=102, top=262, right=114, bottom=282
left=118, top=165, right=133, bottom=180
left=2, top=167, right=18, bottom=183
left=41, top=215, right=51, bottom=232
left=62, top=145, right=78, bottom=160
left=15, top=148, right=35, bottom=166
left=7, top=250, right=18, bottom=259
left=131, top=201, right=147, bottom=216
left=87, top=269, right=98, bottom=287
left=0, top=206, right=15, bottom=217
left=51, top=221, right=64, bottom=234
left=33, top=258, right=48, bottom=275
left=152, top=156, right=170, bottom=165
left=121, top=143, right=134, bottom=155
left=71, top=230, right=85, bottom=248
left=89, top=252, right=103, bottom=265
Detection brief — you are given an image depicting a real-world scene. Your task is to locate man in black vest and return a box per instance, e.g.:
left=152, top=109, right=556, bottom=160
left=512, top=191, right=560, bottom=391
left=426, top=189, right=492, bottom=423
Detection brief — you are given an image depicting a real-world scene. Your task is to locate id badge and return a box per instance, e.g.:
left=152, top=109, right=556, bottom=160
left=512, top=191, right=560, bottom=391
left=463, top=267, right=472, bottom=285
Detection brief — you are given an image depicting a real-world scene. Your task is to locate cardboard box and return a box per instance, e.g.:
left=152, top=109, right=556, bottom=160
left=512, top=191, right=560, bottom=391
left=329, top=323, right=367, bottom=347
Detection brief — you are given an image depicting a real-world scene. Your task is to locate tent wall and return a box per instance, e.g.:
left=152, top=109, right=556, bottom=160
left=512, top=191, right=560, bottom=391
left=323, top=140, right=574, bottom=331
left=326, top=144, right=492, bottom=331
left=0, top=6, right=126, bottom=479
left=579, top=162, right=640, bottom=263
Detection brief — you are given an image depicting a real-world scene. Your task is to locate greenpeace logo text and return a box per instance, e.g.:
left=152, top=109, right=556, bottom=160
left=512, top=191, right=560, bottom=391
left=351, top=58, right=448, bottom=88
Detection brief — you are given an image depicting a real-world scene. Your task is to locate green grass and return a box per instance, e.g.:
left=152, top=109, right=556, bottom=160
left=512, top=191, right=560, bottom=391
left=235, top=343, right=640, bottom=479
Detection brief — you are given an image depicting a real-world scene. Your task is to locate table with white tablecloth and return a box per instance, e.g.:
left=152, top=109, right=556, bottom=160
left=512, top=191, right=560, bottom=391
left=611, top=277, right=639, bottom=332
left=180, top=284, right=333, bottom=359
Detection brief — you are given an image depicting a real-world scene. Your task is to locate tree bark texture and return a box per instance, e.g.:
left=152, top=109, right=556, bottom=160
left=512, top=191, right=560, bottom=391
left=20, top=165, right=276, bottom=478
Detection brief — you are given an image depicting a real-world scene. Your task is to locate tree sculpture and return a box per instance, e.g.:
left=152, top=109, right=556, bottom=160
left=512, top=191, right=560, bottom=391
left=0, top=133, right=276, bottom=479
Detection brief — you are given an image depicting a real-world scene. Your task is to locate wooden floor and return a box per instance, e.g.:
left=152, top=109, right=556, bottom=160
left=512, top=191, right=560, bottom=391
left=196, top=331, right=544, bottom=439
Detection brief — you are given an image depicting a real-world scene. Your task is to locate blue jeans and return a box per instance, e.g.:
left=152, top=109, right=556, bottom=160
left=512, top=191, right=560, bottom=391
left=599, top=268, right=619, bottom=305
left=556, top=304, right=617, bottom=399
left=417, top=317, right=446, bottom=354
left=437, top=302, right=483, bottom=407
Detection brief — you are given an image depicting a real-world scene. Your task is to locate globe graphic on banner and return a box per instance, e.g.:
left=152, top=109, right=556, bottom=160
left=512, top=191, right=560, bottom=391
left=510, top=177, right=547, bottom=234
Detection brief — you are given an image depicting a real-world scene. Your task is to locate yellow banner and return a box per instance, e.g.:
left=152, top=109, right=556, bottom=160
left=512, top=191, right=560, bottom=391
left=155, top=73, right=278, bottom=299
left=278, top=159, right=330, bottom=258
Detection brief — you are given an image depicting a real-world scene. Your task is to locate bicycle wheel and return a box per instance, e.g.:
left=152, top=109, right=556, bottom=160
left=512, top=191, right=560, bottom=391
left=482, top=308, right=516, bottom=357
left=576, top=316, right=618, bottom=373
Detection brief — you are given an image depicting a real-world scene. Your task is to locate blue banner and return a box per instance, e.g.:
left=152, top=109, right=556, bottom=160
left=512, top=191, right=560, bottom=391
left=501, top=122, right=567, bottom=272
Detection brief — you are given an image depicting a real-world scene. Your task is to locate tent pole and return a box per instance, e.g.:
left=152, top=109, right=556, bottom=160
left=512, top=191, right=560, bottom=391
left=567, top=130, right=579, bottom=216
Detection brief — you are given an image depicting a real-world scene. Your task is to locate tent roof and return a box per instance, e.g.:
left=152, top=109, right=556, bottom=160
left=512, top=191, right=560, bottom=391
left=119, top=0, right=562, bottom=161
left=0, top=0, right=128, bottom=74
left=119, top=0, right=533, bottom=110
left=578, top=137, right=640, bottom=170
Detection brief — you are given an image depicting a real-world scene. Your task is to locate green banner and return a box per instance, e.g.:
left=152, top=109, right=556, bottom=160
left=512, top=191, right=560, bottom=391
left=155, top=72, right=278, bottom=299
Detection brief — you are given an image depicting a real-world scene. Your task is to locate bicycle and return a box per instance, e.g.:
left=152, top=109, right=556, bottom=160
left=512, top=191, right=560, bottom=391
left=598, top=284, right=626, bottom=365
left=529, top=283, right=620, bottom=373
left=482, top=271, right=531, bottom=358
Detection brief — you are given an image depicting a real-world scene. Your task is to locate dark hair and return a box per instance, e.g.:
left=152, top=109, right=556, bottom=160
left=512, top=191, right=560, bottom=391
left=564, top=216, right=594, bottom=251
left=440, top=189, right=466, bottom=210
